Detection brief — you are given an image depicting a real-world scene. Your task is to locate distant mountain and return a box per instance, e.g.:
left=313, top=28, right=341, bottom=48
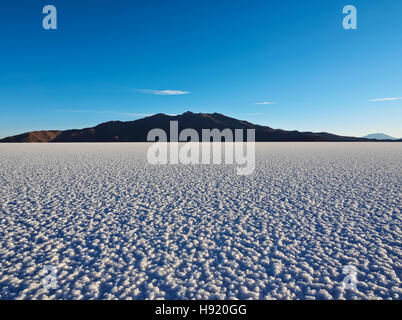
left=363, top=133, right=397, bottom=140
left=0, top=111, right=393, bottom=142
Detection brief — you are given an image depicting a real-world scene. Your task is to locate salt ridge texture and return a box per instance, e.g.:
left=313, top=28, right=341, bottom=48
left=0, top=143, right=401, bottom=299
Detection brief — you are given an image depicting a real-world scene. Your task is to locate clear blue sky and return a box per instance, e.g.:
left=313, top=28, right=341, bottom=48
left=1, top=0, right=402, bottom=139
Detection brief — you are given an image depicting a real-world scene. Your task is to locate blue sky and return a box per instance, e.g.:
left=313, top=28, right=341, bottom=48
left=1, top=0, right=402, bottom=138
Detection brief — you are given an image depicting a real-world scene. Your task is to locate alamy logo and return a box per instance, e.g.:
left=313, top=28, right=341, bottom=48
left=146, top=121, right=255, bottom=175
left=343, top=5, right=357, bottom=30
left=42, top=265, right=58, bottom=290
left=42, top=5, right=57, bottom=30
left=342, top=265, right=358, bottom=290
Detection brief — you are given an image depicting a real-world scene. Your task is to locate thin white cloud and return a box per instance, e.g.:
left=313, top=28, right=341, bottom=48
left=137, top=89, right=190, bottom=95
left=369, top=97, right=402, bottom=102
left=55, top=109, right=153, bottom=117
left=118, top=112, right=154, bottom=117
left=255, top=101, right=275, bottom=105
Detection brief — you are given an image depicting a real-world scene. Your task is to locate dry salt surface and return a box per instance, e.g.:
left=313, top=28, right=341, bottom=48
left=0, top=143, right=401, bottom=300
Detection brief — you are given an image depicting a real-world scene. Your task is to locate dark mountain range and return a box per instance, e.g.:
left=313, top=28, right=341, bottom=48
left=0, top=111, right=397, bottom=142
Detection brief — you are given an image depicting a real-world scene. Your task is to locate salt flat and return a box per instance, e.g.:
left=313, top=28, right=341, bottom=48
left=0, top=143, right=401, bottom=299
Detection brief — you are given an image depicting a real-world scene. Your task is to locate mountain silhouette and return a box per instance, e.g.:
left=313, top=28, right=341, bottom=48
left=363, top=133, right=397, bottom=140
left=0, top=111, right=393, bottom=142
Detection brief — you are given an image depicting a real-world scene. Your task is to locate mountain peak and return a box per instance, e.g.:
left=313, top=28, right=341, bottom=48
left=363, top=133, right=397, bottom=140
